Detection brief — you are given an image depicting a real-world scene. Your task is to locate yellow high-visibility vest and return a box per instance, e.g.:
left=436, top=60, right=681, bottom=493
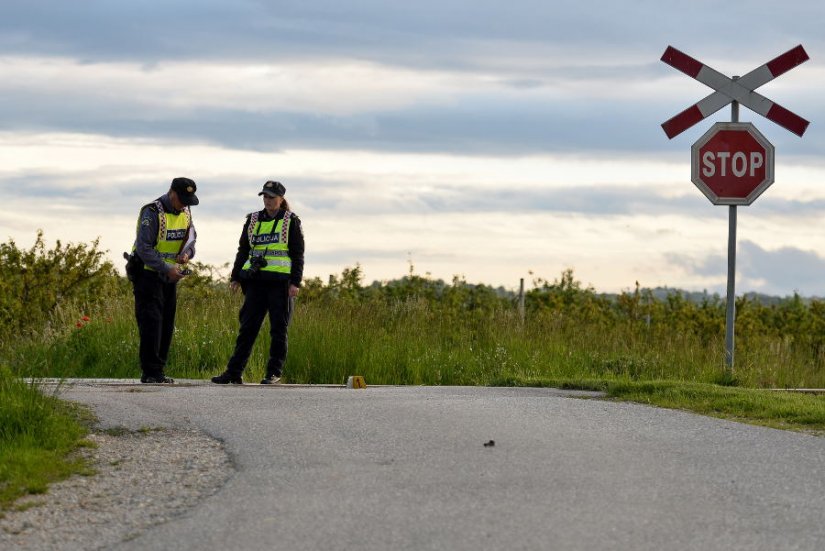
left=135, top=200, right=191, bottom=271
left=241, top=211, right=292, bottom=275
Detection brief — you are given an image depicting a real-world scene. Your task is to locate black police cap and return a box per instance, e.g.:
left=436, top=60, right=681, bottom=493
left=170, top=177, right=199, bottom=206
left=259, top=180, right=286, bottom=197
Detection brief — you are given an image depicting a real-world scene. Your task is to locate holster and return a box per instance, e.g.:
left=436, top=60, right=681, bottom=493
left=123, top=252, right=144, bottom=282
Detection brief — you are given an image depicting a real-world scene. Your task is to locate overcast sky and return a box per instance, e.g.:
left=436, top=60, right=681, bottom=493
left=2, top=0, right=825, bottom=295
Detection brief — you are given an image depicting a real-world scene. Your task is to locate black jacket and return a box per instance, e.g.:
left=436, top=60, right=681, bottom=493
left=230, top=209, right=304, bottom=287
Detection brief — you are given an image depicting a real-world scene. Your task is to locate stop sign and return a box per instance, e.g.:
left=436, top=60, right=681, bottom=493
left=690, top=122, right=775, bottom=205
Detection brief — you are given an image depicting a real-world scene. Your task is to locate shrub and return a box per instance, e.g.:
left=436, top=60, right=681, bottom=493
left=0, top=231, right=120, bottom=344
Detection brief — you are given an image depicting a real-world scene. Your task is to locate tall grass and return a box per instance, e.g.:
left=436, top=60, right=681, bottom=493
left=8, top=285, right=825, bottom=389
left=4, top=232, right=825, bottom=389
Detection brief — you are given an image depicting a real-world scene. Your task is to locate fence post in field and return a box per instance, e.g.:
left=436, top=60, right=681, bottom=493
left=518, top=278, right=525, bottom=323
left=645, top=290, right=651, bottom=328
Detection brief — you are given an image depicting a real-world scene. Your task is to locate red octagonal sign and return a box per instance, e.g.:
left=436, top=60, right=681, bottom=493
left=691, top=122, right=775, bottom=205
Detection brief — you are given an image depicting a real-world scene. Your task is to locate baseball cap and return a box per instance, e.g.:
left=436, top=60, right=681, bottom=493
left=170, top=177, right=199, bottom=206
left=259, top=180, right=286, bottom=197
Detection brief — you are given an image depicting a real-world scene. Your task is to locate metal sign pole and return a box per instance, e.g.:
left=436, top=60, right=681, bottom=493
left=725, top=88, right=740, bottom=372
left=725, top=205, right=737, bottom=370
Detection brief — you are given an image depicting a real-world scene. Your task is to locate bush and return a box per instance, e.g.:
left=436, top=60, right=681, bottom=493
left=0, top=231, right=120, bottom=345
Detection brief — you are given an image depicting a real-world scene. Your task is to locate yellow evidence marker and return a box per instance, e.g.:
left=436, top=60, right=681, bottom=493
left=346, top=376, right=367, bottom=389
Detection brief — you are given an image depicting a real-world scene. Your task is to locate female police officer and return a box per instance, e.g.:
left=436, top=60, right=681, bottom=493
left=211, top=180, right=304, bottom=384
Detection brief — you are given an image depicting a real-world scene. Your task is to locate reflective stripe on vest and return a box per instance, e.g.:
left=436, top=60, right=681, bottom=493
left=137, top=200, right=191, bottom=271
left=242, top=210, right=292, bottom=275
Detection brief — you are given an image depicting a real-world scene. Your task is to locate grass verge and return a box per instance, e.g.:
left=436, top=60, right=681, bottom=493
left=0, top=368, right=94, bottom=512
left=495, top=375, right=825, bottom=434
left=607, top=380, right=825, bottom=434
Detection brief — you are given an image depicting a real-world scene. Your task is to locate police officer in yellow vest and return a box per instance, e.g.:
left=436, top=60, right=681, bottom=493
left=132, top=177, right=199, bottom=384
left=212, top=180, right=304, bottom=384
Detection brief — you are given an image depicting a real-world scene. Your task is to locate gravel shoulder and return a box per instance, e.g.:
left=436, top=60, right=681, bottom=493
left=0, top=427, right=232, bottom=551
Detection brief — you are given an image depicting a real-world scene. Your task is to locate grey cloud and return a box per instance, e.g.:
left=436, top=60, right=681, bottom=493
left=2, top=1, right=824, bottom=159
left=411, top=184, right=825, bottom=218
left=0, top=85, right=684, bottom=156
left=669, top=241, right=825, bottom=296
left=746, top=197, right=825, bottom=216
left=738, top=241, right=825, bottom=296
left=1, top=173, right=100, bottom=201
left=2, top=0, right=823, bottom=73
left=2, top=65, right=823, bottom=158
left=0, top=171, right=277, bottom=219
left=9, top=167, right=825, bottom=220
left=500, top=79, right=546, bottom=90
left=666, top=252, right=726, bottom=279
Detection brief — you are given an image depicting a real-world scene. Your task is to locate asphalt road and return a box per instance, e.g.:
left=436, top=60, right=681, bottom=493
left=58, top=381, right=825, bottom=551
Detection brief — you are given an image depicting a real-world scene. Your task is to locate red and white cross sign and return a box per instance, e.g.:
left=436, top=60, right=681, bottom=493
left=661, top=45, right=809, bottom=139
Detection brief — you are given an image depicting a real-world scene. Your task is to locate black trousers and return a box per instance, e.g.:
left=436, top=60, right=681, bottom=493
left=226, top=279, right=292, bottom=377
left=133, top=271, right=178, bottom=377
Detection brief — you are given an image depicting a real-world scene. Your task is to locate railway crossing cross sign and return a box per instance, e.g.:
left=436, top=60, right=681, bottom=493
left=661, top=45, right=809, bottom=139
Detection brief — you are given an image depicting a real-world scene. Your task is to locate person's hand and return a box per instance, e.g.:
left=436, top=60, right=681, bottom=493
left=288, top=284, right=300, bottom=298
left=230, top=281, right=241, bottom=293
left=167, top=265, right=185, bottom=282
left=176, top=252, right=190, bottom=264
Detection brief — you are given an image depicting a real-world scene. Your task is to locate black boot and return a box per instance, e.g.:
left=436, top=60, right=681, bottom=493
left=211, top=371, right=243, bottom=384
left=141, top=374, right=175, bottom=384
